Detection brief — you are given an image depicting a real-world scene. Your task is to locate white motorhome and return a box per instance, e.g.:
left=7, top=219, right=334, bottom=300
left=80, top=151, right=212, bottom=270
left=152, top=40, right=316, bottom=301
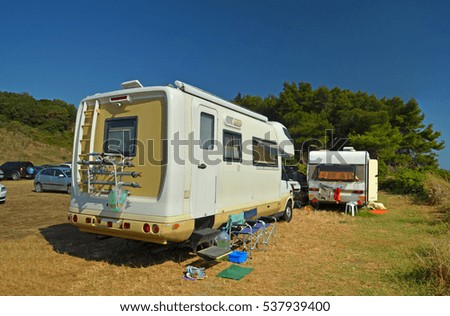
left=68, top=80, right=295, bottom=255
left=307, top=148, right=378, bottom=206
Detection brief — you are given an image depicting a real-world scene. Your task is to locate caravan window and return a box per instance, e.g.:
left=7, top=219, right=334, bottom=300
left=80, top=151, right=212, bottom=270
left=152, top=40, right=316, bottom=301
left=103, top=117, right=138, bottom=157
left=200, top=112, right=215, bottom=150
left=223, top=130, right=242, bottom=162
left=313, top=164, right=356, bottom=181
left=252, top=138, right=278, bottom=167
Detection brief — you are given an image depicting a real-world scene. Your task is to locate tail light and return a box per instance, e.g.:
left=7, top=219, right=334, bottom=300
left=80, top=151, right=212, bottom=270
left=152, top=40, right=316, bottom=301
left=353, top=190, right=363, bottom=194
left=110, top=95, right=131, bottom=102
left=123, top=222, right=130, bottom=229
left=86, top=218, right=92, bottom=224
left=312, top=198, right=318, bottom=203
left=143, top=223, right=151, bottom=233
left=151, top=224, right=160, bottom=234
left=73, top=215, right=78, bottom=223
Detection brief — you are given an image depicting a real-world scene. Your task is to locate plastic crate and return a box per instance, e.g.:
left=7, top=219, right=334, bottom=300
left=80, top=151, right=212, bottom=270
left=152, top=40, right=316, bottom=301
left=228, top=251, right=248, bottom=263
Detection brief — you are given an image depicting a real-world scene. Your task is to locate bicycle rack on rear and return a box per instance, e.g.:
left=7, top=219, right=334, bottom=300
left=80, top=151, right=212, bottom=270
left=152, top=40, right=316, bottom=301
left=77, top=152, right=142, bottom=195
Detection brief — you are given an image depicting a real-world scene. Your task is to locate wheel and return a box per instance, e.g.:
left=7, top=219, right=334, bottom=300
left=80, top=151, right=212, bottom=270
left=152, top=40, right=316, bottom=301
left=66, top=184, right=72, bottom=194
left=310, top=199, right=320, bottom=210
left=11, top=172, right=20, bottom=180
left=281, top=200, right=293, bottom=222
left=35, top=182, right=43, bottom=193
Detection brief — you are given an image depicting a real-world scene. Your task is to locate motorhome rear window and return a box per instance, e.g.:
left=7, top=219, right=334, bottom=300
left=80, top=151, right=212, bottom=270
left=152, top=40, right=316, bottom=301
left=314, top=164, right=355, bottom=181
left=223, top=130, right=242, bottom=162
left=252, top=138, right=278, bottom=167
left=103, top=117, right=138, bottom=157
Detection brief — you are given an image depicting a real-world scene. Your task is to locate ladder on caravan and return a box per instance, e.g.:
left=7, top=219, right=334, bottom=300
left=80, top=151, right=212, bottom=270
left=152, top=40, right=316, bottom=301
left=75, top=101, right=141, bottom=194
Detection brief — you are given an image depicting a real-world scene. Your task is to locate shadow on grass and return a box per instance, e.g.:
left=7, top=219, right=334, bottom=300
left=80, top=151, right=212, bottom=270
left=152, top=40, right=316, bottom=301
left=39, top=224, right=195, bottom=268
left=314, top=203, right=346, bottom=212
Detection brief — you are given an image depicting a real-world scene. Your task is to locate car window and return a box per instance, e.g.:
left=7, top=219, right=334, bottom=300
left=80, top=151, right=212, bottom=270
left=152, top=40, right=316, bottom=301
left=44, top=169, right=55, bottom=176
left=54, top=169, right=64, bottom=177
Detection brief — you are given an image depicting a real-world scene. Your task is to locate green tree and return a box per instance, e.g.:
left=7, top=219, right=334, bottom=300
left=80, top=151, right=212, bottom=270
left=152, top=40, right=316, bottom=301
left=234, top=81, right=445, bottom=172
left=385, top=98, right=444, bottom=168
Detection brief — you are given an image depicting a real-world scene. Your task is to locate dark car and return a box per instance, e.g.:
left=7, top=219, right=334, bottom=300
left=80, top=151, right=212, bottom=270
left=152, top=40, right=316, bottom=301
left=0, top=161, right=36, bottom=180
left=284, top=165, right=309, bottom=206
left=34, top=167, right=72, bottom=194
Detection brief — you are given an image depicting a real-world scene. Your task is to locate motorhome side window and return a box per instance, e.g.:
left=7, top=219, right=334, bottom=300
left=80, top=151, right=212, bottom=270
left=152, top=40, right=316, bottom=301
left=103, top=117, right=138, bottom=157
left=252, top=138, right=278, bottom=167
left=200, top=112, right=215, bottom=150
left=313, top=164, right=356, bottom=181
left=223, top=130, right=242, bottom=162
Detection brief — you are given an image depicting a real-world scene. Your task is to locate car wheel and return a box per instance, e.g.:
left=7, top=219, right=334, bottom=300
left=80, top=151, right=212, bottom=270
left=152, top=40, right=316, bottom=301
left=66, top=184, right=72, bottom=194
left=35, top=183, right=43, bottom=193
left=281, top=201, right=293, bottom=222
left=11, top=172, right=20, bottom=181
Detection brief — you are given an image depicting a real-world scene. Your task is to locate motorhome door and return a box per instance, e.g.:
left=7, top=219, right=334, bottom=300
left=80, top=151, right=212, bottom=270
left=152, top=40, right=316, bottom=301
left=190, top=104, right=219, bottom=218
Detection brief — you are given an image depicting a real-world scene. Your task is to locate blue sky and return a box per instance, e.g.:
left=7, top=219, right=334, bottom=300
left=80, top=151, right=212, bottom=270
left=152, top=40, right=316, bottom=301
left=1, top=0, right=449, bottom=169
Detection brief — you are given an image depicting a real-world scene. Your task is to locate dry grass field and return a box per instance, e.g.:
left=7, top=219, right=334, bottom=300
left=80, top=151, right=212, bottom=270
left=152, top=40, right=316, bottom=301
left=0, top=128, right=72, bottom=165
left=0, top=181, right=447, bottom=296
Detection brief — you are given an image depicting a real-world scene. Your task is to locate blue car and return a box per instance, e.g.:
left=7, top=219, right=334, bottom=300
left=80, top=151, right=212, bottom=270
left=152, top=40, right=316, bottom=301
left=34, top=167, right=72, bottom=194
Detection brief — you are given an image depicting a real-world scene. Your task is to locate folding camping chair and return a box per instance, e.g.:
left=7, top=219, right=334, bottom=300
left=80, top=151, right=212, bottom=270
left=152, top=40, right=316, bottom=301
left=226, top=208, right=276, bottom=258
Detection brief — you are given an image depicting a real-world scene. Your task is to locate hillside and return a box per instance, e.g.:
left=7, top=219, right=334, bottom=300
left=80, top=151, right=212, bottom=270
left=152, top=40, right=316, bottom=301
left=0, top=128, right=72, bottom=165
left=0, top=91, right=76, bottom=150
left=0, top=91, right=75, bottom=165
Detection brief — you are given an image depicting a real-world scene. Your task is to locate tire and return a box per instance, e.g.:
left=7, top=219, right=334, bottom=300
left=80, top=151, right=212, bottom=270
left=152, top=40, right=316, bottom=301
left=281, top=200, right=293, bottom=222
left=35, top=182, right=43, bottom=193
left=66, top=184, right=72, bottom=195
left=11, top=172, right=20, bottom=181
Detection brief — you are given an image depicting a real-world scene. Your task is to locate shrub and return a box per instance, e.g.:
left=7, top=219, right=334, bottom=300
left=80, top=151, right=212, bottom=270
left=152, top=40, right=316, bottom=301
left=415, top=237, right=450, bottom=295
left=423, top=172, right=450, bottom=208
left=381, top=168, right=426, bottom=196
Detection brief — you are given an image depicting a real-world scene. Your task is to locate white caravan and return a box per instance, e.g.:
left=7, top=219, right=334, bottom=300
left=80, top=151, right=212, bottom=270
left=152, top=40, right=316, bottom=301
left=307, top=148, right=378, bottom=206
left=68, top=80, right=295, bottom=254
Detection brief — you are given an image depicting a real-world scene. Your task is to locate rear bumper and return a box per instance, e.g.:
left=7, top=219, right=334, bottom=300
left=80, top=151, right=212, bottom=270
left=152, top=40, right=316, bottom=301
left=67, top=211, right=194, bottom=245
left=309, top=192, right=367, bottom=205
